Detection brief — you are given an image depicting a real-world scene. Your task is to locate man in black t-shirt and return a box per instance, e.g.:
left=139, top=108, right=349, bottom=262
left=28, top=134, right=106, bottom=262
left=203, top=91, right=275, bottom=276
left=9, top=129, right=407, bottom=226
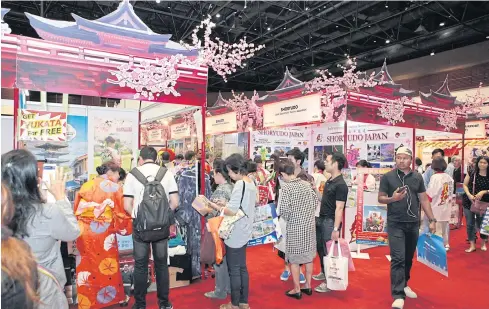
left=378, top=147, right=436, bottom=309
left=314, top=153, right=348, bottom=293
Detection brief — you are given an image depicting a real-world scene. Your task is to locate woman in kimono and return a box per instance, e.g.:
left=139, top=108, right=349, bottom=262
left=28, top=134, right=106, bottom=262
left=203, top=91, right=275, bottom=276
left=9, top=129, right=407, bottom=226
left=423, top=157, right=454, bottom=250
left=74, top=161, right=132, bottom=309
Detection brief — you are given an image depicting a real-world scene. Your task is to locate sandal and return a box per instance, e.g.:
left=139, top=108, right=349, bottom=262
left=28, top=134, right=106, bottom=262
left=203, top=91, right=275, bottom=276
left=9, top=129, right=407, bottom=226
left=465, top=248, right=476, bottom=253
left=481, top=245, right=487, bottom=252
left=204, top=291, right=227, bottom=299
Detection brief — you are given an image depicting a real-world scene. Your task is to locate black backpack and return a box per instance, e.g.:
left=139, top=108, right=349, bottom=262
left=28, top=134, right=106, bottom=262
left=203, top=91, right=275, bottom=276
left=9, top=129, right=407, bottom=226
left=130, top=167, right=174, bottom=242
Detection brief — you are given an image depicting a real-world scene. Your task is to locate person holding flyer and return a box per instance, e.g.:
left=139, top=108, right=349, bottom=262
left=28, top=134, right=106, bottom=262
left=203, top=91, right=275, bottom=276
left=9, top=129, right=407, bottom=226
left=423, top=157, right=454, bottom=251
left=378, top=147, right=436, bottom=309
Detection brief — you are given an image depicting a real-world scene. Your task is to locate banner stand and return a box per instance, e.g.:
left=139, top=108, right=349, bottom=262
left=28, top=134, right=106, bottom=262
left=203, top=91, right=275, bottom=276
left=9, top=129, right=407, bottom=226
left=351, top=244, right=370, bottom=260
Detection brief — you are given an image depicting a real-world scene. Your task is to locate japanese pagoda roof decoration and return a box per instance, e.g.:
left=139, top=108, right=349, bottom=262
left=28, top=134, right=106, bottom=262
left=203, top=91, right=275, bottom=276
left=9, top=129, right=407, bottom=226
left=2, top=8, right=11, bottom=35
left=24, top=0, right=198, bottom=56
left=257, top=67, right=305, bottom=105
left=34, top=143, right=68, bottom=150
left=208, top=92, right=233, bottom=114
left=420, top=75, right=459, bottom=108
left=362, top=59, right=416, bottom=97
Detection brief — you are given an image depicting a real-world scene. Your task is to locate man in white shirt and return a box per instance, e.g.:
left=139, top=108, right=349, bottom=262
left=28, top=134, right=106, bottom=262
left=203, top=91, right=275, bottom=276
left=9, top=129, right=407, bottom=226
left=123, top=147, right=179, bottom=309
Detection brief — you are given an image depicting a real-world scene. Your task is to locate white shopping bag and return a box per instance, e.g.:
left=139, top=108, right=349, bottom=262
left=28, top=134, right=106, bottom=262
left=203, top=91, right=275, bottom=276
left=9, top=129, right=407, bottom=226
left=481, top=208, right=489, bottom=236
left=324, top=241, right=349, bottom=291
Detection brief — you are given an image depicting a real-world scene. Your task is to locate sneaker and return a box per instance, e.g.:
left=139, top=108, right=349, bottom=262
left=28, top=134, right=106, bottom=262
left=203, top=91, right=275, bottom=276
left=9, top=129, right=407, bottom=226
left=238, top=304, right=250, bottom=309
left=314, top=282, right=331, bottom=293
left=299, top=273, right=306, bottom=284
left=280, top=270, right=290, bottom=281
left=404, top=286, right=417, bottom=299
left=160, top=303, right=173, bottom=309
left=392, top=299, right=404, bottom=309
left=312, top=272, right=325, bottom=281
left=204, top=291, right=227, bottom=299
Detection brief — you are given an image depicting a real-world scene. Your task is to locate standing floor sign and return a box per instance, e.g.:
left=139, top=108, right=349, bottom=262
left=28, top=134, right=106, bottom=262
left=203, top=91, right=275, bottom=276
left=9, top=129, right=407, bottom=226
left=248, top=203, right=279, bottom=247
left=354, top=168, right=391, bottom=246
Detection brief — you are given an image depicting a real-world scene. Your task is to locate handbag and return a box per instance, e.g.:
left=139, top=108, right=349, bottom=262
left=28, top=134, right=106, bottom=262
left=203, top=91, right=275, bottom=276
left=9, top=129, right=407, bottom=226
left=470, top=174, right=489, bottom=215
left=208, top=216, right=226, bottom=264
left=218, top=182, right=247, bottom=240
left=200, top=227, right=216, bottom=265
left=324, top=241, right=349, bottom=291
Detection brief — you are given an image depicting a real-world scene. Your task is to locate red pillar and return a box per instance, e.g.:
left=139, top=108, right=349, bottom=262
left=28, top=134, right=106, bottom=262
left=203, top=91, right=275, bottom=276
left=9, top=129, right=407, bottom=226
left=200, top=105, right=206, bottom=195
left=13, top=88, right=19, bottom=149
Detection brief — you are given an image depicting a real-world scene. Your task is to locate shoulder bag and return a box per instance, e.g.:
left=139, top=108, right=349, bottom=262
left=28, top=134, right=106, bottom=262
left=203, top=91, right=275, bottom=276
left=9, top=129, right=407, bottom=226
left=470, top=173, right=489, bottom=215
left=218, top=182, right=247, bottom=240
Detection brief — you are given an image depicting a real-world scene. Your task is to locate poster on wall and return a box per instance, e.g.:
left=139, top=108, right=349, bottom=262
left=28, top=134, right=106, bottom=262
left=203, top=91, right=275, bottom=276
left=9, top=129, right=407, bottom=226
left=250, top=126, right=311, bottom=172
left=88, top=109, right=139, bottom=175
left=312, top=122, right=345, bottom=160
left=262, top=93, right=322, bottom=127
left=248, top=203, right=279, bottom=247
left=171, top=122, right=191, bottom=140
left=22, top=114, right=88, bottom=203
left=354, top=168, right=391, bottom=246
left=19, top=110, right=67, bottom=141
left=346, top=122, right=413, bottom=168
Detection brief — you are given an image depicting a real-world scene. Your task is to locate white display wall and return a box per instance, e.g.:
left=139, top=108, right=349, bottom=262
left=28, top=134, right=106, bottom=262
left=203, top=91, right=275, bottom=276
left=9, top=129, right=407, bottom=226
left=1, top=115, right=14, bottom=154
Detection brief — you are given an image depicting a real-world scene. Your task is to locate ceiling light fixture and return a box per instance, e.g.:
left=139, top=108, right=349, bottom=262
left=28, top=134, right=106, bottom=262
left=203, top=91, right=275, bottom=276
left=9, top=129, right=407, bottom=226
left=267, top=27, right=271, bottom=31
left=155, top=0, right=160, bottom=3
left=439, top=22, right=445, bottom=26
left=216, top=13, right=220, bottom=18
left=430, top=51, right=435, bottom=56
left=486, top=35, right=489, bottom=39
left=305, top=7, right=309, bottom=11
left=385, top=5, right=388, bottom=8
left=374, top=40, right=377, bottom=43
left=386, top=39, right=390, bottom=44
left=243, top=63, right=247, bottom=67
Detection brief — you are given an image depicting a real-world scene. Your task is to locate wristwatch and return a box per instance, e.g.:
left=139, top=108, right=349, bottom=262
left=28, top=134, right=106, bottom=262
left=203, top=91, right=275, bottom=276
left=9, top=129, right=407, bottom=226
left=429, top=218, right=437, bottom=223
left=333, top=227, right=339, bottom=232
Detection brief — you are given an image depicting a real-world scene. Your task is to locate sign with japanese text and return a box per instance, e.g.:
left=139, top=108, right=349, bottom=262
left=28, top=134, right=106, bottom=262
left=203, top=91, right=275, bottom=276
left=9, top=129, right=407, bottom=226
left=262, top=93, right=321, bottom=127
left=205, top=111, right=238, bottom=135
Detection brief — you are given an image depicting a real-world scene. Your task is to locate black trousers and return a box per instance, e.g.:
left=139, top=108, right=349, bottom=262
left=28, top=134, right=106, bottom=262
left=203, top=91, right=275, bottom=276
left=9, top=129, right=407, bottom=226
left=133, top=227, right=170, bottom=308
left=226, top=244, right=249, bottom=306
left=387, top=221, right=419, bottom=300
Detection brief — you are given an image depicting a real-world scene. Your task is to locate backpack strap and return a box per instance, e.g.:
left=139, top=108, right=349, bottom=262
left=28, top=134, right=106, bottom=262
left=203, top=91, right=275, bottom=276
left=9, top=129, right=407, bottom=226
left=238, top=181, right=248, bottom=217
left=155, top=167, right=168, bottom=183
left=130, top=168, right=148, bottom=185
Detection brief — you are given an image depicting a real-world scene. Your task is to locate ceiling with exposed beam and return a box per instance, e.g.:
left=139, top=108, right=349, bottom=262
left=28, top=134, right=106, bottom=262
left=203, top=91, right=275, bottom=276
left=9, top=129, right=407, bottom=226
left=3, top=1, right=489, bottom=93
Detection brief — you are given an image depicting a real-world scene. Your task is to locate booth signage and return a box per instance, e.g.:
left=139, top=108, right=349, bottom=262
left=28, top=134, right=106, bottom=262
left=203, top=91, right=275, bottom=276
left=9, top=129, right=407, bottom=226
left=171, top=123, right=191, bottom=140
left=19, top=110, right=67, bottom=141
left=262, top=93, right=322, bottom=127
left=206, top=111, right=237, bottom=135
left=465, top=120, right=486, bottom=139
left=148, top=129, right=163, bottom=142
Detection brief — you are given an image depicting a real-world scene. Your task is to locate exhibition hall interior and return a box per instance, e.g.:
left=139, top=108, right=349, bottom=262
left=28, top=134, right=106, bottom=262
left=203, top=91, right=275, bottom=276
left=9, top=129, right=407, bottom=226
left=1, top=1, right=489, bottom=309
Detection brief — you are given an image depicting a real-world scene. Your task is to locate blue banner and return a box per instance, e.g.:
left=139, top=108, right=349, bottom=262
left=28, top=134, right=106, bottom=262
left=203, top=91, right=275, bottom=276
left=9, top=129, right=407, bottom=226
left=416, top=233, right=448, bottom=277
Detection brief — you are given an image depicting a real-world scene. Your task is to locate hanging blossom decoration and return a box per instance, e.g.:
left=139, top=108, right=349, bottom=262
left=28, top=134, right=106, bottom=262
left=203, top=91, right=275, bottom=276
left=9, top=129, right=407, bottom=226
left=107, top=17, right=264, bottom=100
left=227, top=90, right=263, bottom=131
left=181, top=111, right=197, bottom=136
left=181, top=16, right=265, bottom=82
left=437, top=83, right=488, bottom=131
left=107, top=55, right=186, bottom=100
left=378, top=96, right=411, bottom=125
left=305, top=57, right=383, bottom=122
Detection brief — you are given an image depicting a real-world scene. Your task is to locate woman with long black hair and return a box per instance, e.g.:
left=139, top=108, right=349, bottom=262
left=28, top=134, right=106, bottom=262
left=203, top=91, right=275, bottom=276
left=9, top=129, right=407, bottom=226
left=463, top=155, right=489, bottom=252
left=1, top=149, right=80, bottom=308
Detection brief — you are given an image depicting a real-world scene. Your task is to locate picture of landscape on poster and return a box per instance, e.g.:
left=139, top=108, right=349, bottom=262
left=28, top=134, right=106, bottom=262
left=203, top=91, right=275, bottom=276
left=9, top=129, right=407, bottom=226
left=354, top=168, right=391, bottom=246
left=346, top=122, right=413, bottom=167
left=417, top=233, right=448, bottom=277
left=92, top=117, right=135, bottom=173
left=19, top=110, right=67, bottom=141
left=248, top=203, right=278, bottom=247
left=22, top=115, right=88, bottom=203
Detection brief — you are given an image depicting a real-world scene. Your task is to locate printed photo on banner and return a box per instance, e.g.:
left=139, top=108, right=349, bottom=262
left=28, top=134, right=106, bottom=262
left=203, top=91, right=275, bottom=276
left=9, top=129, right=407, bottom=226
left=248, top=203, right=278, bottom=247
left=92, top=117, right=135, bottom=172
left=314, top=145, right=344, bottom=161
left=362, top=205, right=387, bottom=233
left=22, top=114, right=88, bottom=203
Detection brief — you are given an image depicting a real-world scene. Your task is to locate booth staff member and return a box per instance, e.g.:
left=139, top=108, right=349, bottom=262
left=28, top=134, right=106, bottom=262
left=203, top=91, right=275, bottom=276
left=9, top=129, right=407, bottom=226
left=378, top=147, right=436, bottom=309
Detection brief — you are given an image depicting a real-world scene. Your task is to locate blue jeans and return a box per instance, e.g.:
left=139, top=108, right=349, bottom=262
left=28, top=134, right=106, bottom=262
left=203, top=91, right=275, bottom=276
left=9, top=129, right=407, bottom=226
left=316, top=216, right=335, bottom=274
left=464, top=207, right=488, bottom=242
left=213, top=256, right=230, bottom=297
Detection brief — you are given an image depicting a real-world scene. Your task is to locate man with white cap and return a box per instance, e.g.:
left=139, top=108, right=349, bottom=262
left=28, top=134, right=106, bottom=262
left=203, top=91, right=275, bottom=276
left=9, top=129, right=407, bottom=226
left=378, top=147, right=437, bottom=309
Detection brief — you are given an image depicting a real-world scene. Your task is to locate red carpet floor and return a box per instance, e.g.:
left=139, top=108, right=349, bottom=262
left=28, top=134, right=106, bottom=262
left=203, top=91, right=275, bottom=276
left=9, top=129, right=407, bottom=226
left=107, top=227, right=488, bottom=309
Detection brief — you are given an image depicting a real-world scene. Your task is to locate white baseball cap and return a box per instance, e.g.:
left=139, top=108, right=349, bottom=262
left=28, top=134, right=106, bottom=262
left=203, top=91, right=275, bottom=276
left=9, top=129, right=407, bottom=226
left=396, top=146, right=413, bottom=157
